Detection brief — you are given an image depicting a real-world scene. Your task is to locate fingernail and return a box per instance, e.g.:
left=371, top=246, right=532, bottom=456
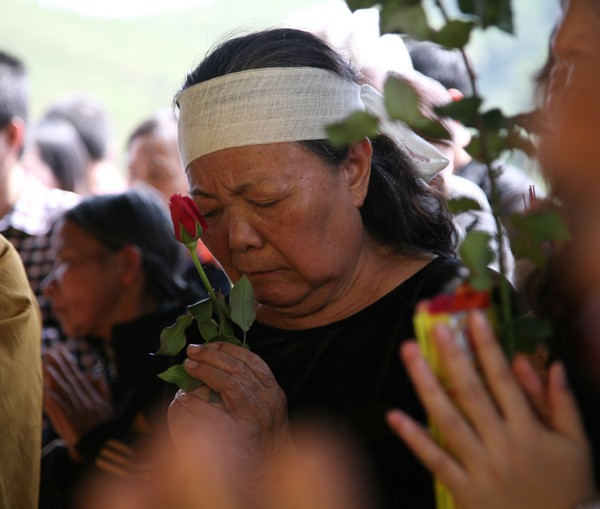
left=185, top=358, right=199, bottom=370
left=187, top=344, right=203, bottom=354
left=553, top=362, right=569, bottom=389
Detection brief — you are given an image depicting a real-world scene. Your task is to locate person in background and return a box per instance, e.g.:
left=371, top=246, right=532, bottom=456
left=407, top=39, right=544, bottom=216
left=126, top=110, right=188, bottom=205
left=388, top=1, right=600, bottom=508
left=0, top=234, right=43, bottom=509
left=23, top=116, right=89, bottom=195
left=126, top=110, right=230, bottom=297
left=0, top=50, right=80, bottom=348
left=39, top=188, right=198, bottom=509
left=167, top=27, right=462, bottom=509
left=43, top=93, right=127, bottom=195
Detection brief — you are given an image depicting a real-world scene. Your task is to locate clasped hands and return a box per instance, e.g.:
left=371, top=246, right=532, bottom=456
left=43, top=346, right=113, bottom=461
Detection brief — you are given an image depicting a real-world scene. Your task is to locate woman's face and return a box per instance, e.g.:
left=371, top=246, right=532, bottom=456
left=43, top=220, right=127, bottom=339
left=127, top=134, right=188, bottom=204
left=542, top=0, right=600, bottom=199
left=186, top=141, right=369, bottom=322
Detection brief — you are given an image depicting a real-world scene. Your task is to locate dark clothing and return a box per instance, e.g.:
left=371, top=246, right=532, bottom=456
left=456, top=159, right=544, bottom=216
left=40, top=302, right=196, bottom=509
left=247, top=255, right=463, bottom=509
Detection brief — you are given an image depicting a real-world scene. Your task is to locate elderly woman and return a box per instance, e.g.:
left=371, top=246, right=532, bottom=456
left=168, top=28, right=461, bottom=508
left=39, top=189, right=198, bottom=509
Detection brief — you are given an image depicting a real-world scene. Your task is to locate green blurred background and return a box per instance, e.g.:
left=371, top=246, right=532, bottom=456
left=0, top=0, right=559, bottom=172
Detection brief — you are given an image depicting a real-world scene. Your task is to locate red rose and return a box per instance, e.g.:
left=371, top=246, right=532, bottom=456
left=169, top=194, right=208, bottom=247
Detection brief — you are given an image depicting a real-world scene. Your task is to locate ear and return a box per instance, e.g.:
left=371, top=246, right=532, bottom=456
left=0, top=118, right=25, bottom=156
left=344, top=138, right=372, bottom=208
left=116, top=244, right=143, bottom=286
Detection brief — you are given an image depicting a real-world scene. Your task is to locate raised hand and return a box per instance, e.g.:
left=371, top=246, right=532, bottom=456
left=43, top=346, right=113, bottom=459
left=167, top=342, right=291, bottom=499
left=386, top=310, right=596, bottom=509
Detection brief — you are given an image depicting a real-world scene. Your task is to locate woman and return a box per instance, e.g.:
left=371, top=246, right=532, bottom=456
left=387, top=1, right=600, bottom=508
left=40, top=189, right=197, bottom=509
left=168, top=28, right=461, bottom=508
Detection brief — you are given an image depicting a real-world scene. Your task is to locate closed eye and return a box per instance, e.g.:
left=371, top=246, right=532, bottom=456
left=250, top=199, right=280, bottom=208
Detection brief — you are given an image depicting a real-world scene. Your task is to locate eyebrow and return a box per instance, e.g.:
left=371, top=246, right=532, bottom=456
left=189, top=178, right=278, bottom=199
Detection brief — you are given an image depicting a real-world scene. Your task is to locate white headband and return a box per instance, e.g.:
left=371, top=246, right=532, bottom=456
left=176, top=67, right=448, bottom=181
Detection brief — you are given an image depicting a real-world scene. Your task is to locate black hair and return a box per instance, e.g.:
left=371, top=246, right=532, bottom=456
left=44, top=94, right=111, bottom=161
left=32, top=117, right=89, bottom=193
left=406, top=39, right=473, bottom=96
left=64, top=189, right=187, bottom=301
left=177, top=28, right=456, bottom=257
left=0, top=51, right=28, bottom=129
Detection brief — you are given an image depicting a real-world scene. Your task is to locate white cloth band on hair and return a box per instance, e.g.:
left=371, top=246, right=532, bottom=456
left=176, top=67, right=448, bottom=180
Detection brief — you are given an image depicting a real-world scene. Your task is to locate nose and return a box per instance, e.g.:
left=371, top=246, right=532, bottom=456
left=551, top=0, right=585, bottom=61
left=227, top=209, right=263, bottom=253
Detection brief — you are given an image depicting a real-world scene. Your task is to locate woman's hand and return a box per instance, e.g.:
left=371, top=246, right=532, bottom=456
left=386, top=310, right=596, bottom=509
left=43, top=347, right=113, bottom=459
left=167, top=342, right=291, bottom=498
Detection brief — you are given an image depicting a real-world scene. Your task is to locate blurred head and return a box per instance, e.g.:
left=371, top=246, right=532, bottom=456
left=126, top=111, right=188, bottom=203
left=538, top=0, right=600, bottom=205
left=23, top=117, right=89, bottom=193
left=406, top=39, right=473, bottom=97
left=44, top=93, right=112, bottom=162
left=175, top=28, right=455, bottom=317
left=42, top=189, right=186, bottom=339
left=0, top=51, right=28, bottom=165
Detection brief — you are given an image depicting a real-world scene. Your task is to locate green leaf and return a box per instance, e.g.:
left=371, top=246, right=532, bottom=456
left=433, top=20, right=476, bottom=49
left=385, top=74, right=424, bottom=123
left=384, top=76, right=451, bottom=140
left=458, top=0, right=514, bottom=34
left=155, top=314, right=193, bottom=356
left=434, top=96, right=482, bottom=127
left=158, top=364, right=204, bottom=392
left=326, top=111, right=379, bottom=147
left=511, top=316, right=553, bottom=354
left=446, top=197, right=482, bottom=215
left=346, top=0, right=379, bottom=10
left=188, top=299, right=219, bottom=341
left=229, top=274, right=256, bottom=333
left=216, top=293, right=234, bottom=336
left=205, top=334, right=244, bottom=347
left=482, top=108, right=509, bottom=131
left=509, top=210, right=570, bottom=267
left=459, top=230, right=494, bottom=291
left=380, top=3, right=431, bottom=39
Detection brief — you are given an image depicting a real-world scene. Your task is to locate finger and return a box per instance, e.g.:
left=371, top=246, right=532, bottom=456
left=44, top=364, right=84, bottom=409
left=184, top=356, right=262, bottom=417
left=400, top=341, right=484, bottom=463
left=90, top=373, right=111, bottom=399
left=44, top=389, right=72, bottom=419
left=467, top=311, right=532, bottom=422
left=547, top=362, right=590, bottom=444
left=187, top=343, right=277, bottom=389
left=386, top=409, right=467, bottom=491
left=45, top=349, right=90, bottom=406
left=55, top=348, right=100, bottom=402
left=430, top=323, right=505, bottom=441
left=512, top=355, right=549, bottom=421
